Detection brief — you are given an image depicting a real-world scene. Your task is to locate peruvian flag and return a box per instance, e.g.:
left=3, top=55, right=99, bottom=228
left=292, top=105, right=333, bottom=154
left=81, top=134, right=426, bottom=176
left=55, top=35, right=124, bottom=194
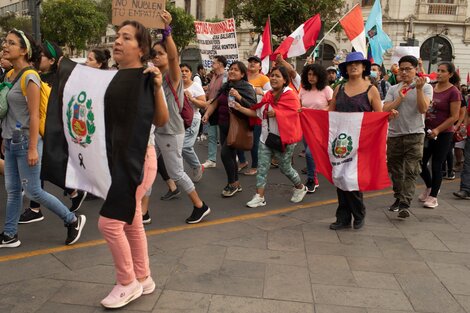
left=255, top=17, right=273, bottom=75
left=300, top=110, right=391, bottom=191
left=272, top=14, right=321, bottom=60
left=340, top=4, right=367, bottom=57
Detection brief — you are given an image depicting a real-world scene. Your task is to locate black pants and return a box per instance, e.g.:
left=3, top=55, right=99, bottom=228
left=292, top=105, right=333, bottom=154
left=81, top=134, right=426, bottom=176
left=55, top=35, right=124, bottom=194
left=421, top=132, right=453, bottom=197
left=219, top=123, right=238, bottom=184
left=335, top=188, right=365, bottom=224
left=157, top=154, right=170, bottom=181
left=442, top=141, right=455, bottom=175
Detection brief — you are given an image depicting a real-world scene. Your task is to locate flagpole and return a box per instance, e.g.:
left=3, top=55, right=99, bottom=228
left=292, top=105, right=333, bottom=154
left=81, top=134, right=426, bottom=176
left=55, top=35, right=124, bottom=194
left=305, top=4, right=360, bottom=65
left=268, top=15, right=272, bottom=73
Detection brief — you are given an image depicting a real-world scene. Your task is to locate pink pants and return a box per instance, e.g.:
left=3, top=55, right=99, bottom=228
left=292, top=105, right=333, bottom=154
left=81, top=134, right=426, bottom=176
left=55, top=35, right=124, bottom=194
left=98, top=146, right=157, bottom=285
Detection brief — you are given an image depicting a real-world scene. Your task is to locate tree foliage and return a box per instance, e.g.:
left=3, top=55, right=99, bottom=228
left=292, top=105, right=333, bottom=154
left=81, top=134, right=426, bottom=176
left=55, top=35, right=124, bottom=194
left=166, top=2, right=195, bottom=53
left=224, top=0, right=345, bottom=38
left=41, top=0, right=107, bottom=54
left=0, top=14, right=32, bottom=37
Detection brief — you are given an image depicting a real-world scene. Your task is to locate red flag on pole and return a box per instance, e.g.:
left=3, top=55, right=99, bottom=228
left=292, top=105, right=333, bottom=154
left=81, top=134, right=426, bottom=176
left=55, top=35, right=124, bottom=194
left=255, top=17, right=272, bottom=75
left=339, top=4, right=367, bottom=57
left=272, top=14, right=321, bottom=60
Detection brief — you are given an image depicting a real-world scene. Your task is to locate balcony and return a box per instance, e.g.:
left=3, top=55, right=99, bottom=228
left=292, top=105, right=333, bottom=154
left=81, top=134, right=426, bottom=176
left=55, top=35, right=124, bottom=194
left=428, top=3, right=457, bottom=14
left=417, top=0, right=467, bottom=22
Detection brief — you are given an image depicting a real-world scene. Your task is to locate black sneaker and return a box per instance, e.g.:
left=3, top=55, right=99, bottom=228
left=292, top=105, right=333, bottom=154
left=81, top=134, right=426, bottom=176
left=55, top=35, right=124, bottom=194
left=221, top=184, right=242, bottom=197
left=70, top=191, right=87, bottom=212
left=160, top=188, right=181, bottom=201
left=329, top=221, right=352, bottom=230
left=453, top=190, right=470, bottom=199
left=142, top=212, right=152, bottom=225
left=0, top=232, right=21, bottom=248
left=305, top=179, right=317, bottom=193
left=186, top=202, right=211, bottom=224
left=398, top=206, right=410, bottom=218
left=388, top=199, right=400, bottom=212
left=18, top=208, right=44, bottom=224
left=65, top=215, right=86, bottom=245
left=353, top=219, right=364, bottom=229
left=444, top=171, right=456, bottom=180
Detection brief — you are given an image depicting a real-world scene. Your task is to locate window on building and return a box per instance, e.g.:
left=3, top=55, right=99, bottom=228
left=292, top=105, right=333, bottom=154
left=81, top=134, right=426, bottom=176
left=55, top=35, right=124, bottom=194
left=428, top=0, right=454, bottom=3
left=185, top=0, right=191, bottom=13
left=362, top=0, right=374, bottom=6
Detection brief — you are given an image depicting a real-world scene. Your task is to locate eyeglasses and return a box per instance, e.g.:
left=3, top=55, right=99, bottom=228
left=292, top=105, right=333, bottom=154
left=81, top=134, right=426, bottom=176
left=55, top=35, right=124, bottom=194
left=2, top=40, right=18, bottom=47
left=398, top=67, right=415, bottom=73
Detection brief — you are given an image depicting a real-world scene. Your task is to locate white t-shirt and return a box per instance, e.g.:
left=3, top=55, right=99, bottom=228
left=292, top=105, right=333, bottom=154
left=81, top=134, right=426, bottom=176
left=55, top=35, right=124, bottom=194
left=292, top=73, right=301, bottom=91
left=184, top=82, right=205, bottom=119
left=193, top=75, right=202, bottom=86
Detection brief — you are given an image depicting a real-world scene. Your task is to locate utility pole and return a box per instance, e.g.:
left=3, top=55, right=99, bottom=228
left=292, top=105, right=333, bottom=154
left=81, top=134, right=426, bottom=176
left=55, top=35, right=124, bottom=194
left=29, top=0, right=41, bottom=42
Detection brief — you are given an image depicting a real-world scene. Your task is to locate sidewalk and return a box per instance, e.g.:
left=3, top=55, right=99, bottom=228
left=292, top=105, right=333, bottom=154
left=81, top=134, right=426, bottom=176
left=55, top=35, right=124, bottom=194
left=1, top=180, right=470, bottom=312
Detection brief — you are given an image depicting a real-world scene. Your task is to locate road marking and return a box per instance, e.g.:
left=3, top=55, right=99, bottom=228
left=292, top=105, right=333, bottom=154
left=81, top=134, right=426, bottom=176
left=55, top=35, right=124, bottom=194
left=0, top=180, right=459, bottom=263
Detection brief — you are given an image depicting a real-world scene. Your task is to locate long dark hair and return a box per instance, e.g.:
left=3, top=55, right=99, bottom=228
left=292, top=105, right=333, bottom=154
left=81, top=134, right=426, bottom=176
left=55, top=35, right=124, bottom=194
left=8, top=29, right=41, bottom=66
left=301, top=64, right=328, bottom=91
left=438, top=61, right=460, bottom=85
left=91, top=48, right=111, bottom=69
left=41, top=40, right=63, bottom=73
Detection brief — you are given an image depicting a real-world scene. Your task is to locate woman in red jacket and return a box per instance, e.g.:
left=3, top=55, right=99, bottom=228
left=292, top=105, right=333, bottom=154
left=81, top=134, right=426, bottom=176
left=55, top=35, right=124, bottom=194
left=233, top=66, right=307, bottom=207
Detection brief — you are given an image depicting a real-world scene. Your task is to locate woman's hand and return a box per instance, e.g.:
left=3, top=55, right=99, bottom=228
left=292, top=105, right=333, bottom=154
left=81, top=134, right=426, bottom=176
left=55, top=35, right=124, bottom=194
left=160, top=10, right=172, bottom=27
left=143, top=66, right=163, bottom=88
left=202, top=113, right=209, bottom=124
left=267, top=110, right=276, bottom=118
left=233, top=102, right=243, bottom=111
left=229, top=88, right=241, bottom=101
left=184, top=90, right=193, bottom=102
left=428, top=128, right=439, bottom=139
left=28, top=147, right=39, bottom=167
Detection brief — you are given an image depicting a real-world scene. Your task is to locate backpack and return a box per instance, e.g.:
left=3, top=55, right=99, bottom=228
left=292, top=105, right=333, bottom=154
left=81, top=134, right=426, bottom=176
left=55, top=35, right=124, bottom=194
left=165, top=75, right=193, bottom=129
left=18, top=69, right=51, bottom=137
left=0, top=67, right=30, bottom=120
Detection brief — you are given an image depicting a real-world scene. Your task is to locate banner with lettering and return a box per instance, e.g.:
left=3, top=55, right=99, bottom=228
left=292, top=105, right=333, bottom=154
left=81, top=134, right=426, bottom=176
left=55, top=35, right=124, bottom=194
left=112, top=0, right=165, bottom=29
left=194, top=18, right=239, bottom=69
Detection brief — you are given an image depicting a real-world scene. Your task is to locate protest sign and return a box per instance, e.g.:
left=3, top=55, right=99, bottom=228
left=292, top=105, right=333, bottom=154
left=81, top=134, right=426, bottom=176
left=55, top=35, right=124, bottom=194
left=112, top=0, right=165, bottom=29
left=194, top=18, right=239, bottom=69
left=391, top=46, right=420, bottom=65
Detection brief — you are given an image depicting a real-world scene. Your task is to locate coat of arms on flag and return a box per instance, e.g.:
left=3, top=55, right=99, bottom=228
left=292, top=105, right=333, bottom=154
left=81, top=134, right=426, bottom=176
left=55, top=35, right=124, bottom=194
left=66, top=91, right=96, bottom=147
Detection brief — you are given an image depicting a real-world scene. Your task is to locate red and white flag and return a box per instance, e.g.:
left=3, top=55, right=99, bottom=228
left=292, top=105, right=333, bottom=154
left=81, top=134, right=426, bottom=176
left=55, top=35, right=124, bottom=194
left=255, top=17, right=273, bottom=75
left=272, top=14, right=321, bottom=60
left=300, top=110, right=391, bottom=191
left=340, top=4, right=367, bottom=57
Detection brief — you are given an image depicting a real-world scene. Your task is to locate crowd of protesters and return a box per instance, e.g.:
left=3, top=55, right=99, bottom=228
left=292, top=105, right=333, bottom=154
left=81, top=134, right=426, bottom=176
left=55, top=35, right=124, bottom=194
left=0, top=11, right=469, bottom=309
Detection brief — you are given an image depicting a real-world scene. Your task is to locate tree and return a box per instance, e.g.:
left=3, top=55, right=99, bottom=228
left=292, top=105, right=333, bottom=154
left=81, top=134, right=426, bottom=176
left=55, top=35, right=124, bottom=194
left=224, top=0, right=344, bottom=39
left=41, top=0, right=107, bottom=55
left=166, top=2, right=195, bottom=53
left=0, top=13, right=32, bottom=37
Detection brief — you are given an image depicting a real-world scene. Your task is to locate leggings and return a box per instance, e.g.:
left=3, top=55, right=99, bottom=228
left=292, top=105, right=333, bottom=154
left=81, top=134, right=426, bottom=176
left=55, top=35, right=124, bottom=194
left=219, top=124, right=238, bottom=184
left=420, top=132, right=453, bottom=197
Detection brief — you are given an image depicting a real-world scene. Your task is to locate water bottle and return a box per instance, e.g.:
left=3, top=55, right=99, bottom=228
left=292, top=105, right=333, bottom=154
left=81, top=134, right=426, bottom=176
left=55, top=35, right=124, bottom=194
left=228, top=95, right=235, bottom=108
left=12, top=122, right=24, bottom=143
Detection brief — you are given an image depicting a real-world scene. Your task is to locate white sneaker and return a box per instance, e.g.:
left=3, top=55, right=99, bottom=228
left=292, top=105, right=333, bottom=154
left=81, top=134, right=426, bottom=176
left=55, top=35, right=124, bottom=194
left=140, top=276, right=156, bottom=295
left=101, top=280, right=143, bottom=309
left=418, top=188, right=431, bottom=202
left=423, top=196, right=438, bottom=208
left=202, top=160, right=216, bottom=168
left=192, top=165, right=204, bottom=183
left=291, top=185, right=308, bottom=203
left=246, top=194, right=266, bottom=208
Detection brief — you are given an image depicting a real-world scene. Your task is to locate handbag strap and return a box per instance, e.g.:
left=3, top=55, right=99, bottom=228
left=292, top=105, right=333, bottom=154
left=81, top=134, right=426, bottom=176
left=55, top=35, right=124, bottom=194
left=165, top=74, right=182, bottom=111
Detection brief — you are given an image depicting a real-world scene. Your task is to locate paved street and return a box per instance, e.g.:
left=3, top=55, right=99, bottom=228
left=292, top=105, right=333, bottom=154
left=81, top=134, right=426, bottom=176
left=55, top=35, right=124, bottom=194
left=0, top=142, right=469, bottom=312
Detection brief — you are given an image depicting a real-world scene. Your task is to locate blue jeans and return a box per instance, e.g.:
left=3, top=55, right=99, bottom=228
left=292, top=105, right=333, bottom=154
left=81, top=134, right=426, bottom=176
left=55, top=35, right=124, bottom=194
left=3, top=137, right=76, bottom=237
left=182, top=117, right=202, bottom=169
left=461, top=137, right=470, bottom=192
left=237, top=124, right=261, bottom=168
left=303, top=138, right=316, bottom=180
left=207, top=125, right=218, bottom=162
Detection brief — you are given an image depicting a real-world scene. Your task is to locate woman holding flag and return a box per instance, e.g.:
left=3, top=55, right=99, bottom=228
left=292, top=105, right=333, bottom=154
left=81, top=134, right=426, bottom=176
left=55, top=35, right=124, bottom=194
left=328, top=52, right=382, bottom=230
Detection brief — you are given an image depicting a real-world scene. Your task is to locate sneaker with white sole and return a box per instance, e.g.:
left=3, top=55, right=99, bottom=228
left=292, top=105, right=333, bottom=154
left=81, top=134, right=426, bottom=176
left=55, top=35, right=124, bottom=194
left=290, top=185, right=308, bottom=203
left=192, top=165, right=204, bottom=183
left=140, top=276, right=156, bottom=295
left=101, top=280, right=143, bottom=309
left=246, top=194, right=266, bottom=208
left=186, top=202, right=211, bottom=224
left=418, top=188, right=431, bottom=202
left=423, top=196, right=438, bottom=208
left=18, top=208, right=44, bottom=224
left=202, top=160, right=216, bottom=168
left=0, top=232, right=21, bottom=248
left=69, top=190, right=87, bottom=212
left=65, top=215, right=86, bottom=245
